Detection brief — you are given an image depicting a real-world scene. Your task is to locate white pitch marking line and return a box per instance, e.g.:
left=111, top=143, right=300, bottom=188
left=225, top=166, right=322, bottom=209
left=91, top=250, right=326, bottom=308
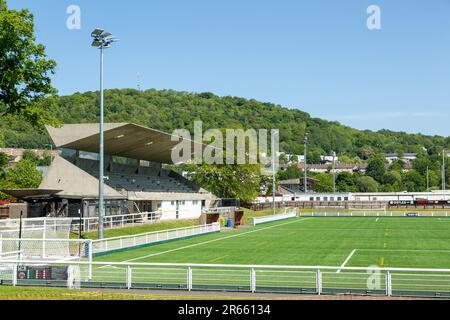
left=336, top=249, right=357, bottom=273
left=122, top=218, right=312, bottom=263
left=361, top=248, right=450, bottom=253
left=99, top=264, right=118, bottom=269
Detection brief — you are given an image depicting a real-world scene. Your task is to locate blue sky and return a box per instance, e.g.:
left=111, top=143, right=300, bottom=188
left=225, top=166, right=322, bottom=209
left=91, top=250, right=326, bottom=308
left=9, top=0, right=450, bottom=136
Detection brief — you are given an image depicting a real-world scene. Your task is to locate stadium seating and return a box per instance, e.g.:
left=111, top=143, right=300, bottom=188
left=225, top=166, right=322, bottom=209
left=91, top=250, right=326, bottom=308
left=73, top=157, right=198, bottom=193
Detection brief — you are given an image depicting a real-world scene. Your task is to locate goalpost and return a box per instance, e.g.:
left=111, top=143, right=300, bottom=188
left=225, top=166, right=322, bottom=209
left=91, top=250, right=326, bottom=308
left=0, top=238, right=92, bottom=262
left=0, top=217, right=91, bottom=263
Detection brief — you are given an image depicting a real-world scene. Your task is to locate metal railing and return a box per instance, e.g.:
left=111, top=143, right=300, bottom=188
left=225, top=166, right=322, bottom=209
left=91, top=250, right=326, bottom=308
left=252, top=209, right=298, bottom=226
left=80, top=211, right=162, bottom=232
left=298, top=211, right=450, bottom=218
left=1, top=260, right=450, bottom=298
left=91, top=223, right=221, bottom=255
left=0, top=212, right=163, bottom=234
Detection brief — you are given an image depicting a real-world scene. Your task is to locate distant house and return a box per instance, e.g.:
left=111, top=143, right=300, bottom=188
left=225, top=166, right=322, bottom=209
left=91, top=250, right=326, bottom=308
left=297, top=162, right=366, bottom=174
left=320, top=155, right=338, bottom=164
left=385, top=153, right=417, bottom=163
left=385, top=153, right=399, bottom=163
left=280, top=153, right=304, bottom=163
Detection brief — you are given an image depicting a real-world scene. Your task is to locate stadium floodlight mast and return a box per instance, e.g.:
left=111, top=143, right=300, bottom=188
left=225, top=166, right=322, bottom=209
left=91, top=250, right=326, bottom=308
left=443, top=149, right=447, bottom=200
left=332, top=151, right=336, bottom=193
left=272, top=131, right=278, bottom=215
left=303, top=132, right=308, bottom=193
left=91, top=28, right=119, bottom=240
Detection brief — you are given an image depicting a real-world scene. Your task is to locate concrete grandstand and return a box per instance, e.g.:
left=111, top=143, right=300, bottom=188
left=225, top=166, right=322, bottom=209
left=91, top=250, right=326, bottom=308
left=2, top=123, right=215, bottom=220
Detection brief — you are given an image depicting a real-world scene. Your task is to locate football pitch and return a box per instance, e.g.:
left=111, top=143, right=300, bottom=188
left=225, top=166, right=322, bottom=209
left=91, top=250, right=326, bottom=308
left=95, top=217, right=450, bottom=269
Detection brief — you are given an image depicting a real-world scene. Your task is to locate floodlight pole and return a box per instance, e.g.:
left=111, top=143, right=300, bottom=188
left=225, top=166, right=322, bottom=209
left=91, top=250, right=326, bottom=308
left=332, top=151, right=336, bottom=194
left=443, top=149, right=446, bottom=201
left=272, top=131, right=276, bottom=215
left=98, top=44, right=105, bottom=240
left=91, top=29, right=118, bottom=239
left=303, top=133, right=308, bottom=194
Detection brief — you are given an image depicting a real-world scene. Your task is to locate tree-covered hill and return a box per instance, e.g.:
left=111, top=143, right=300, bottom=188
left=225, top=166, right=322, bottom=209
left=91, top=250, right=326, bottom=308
left=1, top=88, right=449, bottom=161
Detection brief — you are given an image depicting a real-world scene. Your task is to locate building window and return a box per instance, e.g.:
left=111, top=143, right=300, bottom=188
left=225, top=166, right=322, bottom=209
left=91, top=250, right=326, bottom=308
left=316, top=197, right=320, bottom=201
left=324, top=197, right=328, bottom=201
left=344, top=197, right=349, bottom=201
left=330, top=197, right=335, bottom=201
left=337, top=197, right=342, bottom=201
left=309, top=197, right=314, bottom=201
left=193, top=200, right=198, bottom=205
left=171, top=201, right=175, bottom=206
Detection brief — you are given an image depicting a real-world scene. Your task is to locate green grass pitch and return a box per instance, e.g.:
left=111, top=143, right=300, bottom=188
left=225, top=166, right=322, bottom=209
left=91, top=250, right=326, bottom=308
left=95, top=217, right=450, bottom=269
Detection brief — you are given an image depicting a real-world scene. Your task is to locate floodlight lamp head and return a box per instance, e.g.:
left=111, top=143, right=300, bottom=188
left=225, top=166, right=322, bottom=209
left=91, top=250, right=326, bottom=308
left=101, top=31, right=112, bottom=38
left=91, top=40, right=102, bottom=47
left=91, top=28, right=104, bottom=37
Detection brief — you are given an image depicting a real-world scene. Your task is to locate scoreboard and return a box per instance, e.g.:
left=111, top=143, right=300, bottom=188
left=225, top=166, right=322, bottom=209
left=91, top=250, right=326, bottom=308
left=17, top=266, right=68, bottom=281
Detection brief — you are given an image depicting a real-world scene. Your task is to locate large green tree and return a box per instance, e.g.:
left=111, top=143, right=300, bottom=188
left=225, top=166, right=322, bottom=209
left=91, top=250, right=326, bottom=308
left=1, top=159, right=42, bottom=190
left=366, top=156, right=387, bottom=184
left=0, top=151, right=8, bottom=179
left=356, top=176, right=379, bottom=192
left=185, top=162, right=263, bottom=203
left=0, top=0, right=58, bottom=126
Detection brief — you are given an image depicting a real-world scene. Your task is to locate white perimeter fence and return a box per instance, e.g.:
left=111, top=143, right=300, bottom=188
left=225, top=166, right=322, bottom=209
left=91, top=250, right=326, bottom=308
left=0, top=223, right=220, bottom=280
left=80, top=212, right=162, bottom=232
left=1, top=260, right=450, bottom=298
left=92, top=223, right=220, bottom=256
left=0, top=211, right=162, bottom=234
left=252, top=208, right=298, bottom=226
left=0, top=223, right=220, bottom=261
left=298, top=211, right=450, bottom=218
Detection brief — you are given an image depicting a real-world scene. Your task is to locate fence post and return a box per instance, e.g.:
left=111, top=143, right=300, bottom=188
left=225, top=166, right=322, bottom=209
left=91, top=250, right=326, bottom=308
left=12, top=264, right=17, bottom=286
left=67, top=265, right=73, bottom=289
left=187, top=267, right=193, bottom=291
left=386, top=271, right=392, bottom=297
left=42, top=219, right=47, bottom=258
left=88, top=240, right=93, bottom=280
left=250, top=268, right=256, bottom=293
left=316, top=269, right=322, bottom=295
left=127, top=265, right=132, bottom=289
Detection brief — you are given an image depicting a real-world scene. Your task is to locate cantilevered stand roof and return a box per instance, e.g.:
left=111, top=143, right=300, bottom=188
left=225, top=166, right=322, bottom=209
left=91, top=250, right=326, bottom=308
left=0, top=189, right=62, bottom=200
left=46, top=123, right=203, bottom=164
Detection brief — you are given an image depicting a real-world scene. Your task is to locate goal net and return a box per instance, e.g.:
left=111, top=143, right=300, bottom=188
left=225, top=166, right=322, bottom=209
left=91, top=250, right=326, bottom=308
left=0, top=238, right=91, bottom=262
left=0, top=218, right=74, bottom=240
left=0, top=218, right=88, bottom=262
